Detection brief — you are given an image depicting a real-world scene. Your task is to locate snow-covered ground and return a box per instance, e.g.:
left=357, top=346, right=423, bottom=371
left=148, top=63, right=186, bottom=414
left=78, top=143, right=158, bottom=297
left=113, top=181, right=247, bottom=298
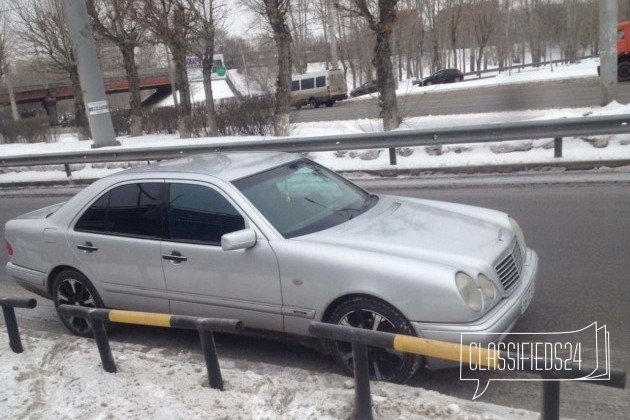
left=0, top=327, right=537, bottom=419
left=0, top=58, right=627, bottom=419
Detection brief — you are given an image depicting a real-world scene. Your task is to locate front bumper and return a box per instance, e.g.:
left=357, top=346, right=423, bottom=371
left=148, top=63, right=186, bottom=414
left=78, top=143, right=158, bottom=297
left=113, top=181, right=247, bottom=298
left=411, top=249, right=539, bottom=369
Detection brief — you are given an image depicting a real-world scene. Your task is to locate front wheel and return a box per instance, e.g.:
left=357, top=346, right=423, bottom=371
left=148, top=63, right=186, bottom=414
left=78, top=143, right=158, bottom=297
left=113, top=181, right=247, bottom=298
left=52, top=269, right=106, bottom=337
left=326, top=296, right=422, bottom=383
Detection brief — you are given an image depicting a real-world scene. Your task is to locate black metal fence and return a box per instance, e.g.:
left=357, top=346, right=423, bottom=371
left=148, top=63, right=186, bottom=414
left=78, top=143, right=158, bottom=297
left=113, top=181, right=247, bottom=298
left=309, top=321, right=627, bottom=420
left=57, top=305, right=242, bottom=390
left=0, top=296, right=37, bottom=353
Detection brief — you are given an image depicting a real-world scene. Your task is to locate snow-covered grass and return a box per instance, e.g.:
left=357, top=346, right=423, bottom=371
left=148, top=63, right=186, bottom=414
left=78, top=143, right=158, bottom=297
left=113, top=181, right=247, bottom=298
left=0, top=327, right=537, bottom=419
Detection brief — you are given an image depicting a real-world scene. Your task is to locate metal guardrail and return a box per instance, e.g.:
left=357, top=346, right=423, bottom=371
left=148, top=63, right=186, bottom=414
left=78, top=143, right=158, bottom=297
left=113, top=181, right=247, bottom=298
left=58, top=305, right=242, bottom=390
left=1, top=115, right=629, bottom=169
left=309, top=322, right=627, bottom=420
left=1, top=296, right=37, bottom=353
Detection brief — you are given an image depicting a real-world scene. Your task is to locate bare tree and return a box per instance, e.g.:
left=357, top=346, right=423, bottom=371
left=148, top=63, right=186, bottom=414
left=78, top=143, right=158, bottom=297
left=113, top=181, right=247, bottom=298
left=0, top=18, right=8, bottom=80
left=421, top=0, right=443, bottom=73
left=472, top=0, right=499, bottom=73
left=336, top=0, right=401, bottom=131
left=287, top=0, right=312, bottom=73
left=187, top=0, right=227, bottom=136
left=87, top=0, right=146, bottom=137
left=12, top=0, right=91, bottom=139
left=243, top=0, right=293, bottom=136
left=144, top=0, right=196, bottom=138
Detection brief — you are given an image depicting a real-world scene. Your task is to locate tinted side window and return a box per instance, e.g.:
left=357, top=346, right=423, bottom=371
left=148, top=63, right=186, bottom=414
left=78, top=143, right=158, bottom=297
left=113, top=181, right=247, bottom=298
left=291, top=80, right=299, bottom=91
left=301, top=78, right=314, bottom=90
left=108, top=183, right=161, bottom=237
left=75, top=192, right=109, bottom=232
left=315, top=76, right=326, bottom=88
left=167, top=184, right=245, bottom=245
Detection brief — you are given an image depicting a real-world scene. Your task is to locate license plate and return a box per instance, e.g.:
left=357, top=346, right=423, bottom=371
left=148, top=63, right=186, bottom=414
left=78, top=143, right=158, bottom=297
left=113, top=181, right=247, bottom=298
left=521, top=279, right=536, bottom=314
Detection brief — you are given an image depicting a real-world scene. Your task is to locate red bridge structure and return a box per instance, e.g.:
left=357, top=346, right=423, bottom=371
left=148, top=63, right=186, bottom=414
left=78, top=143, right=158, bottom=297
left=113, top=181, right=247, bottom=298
left=0, top=68, right=172, bottom=119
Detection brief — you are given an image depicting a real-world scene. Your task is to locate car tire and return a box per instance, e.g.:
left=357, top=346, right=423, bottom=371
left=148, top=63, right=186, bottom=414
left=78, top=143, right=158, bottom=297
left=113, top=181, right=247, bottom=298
left=619, top=61, right=630, bottom=82
left=453, top=77, right=461, bottom=82
left=425, top=81, right=432, bottom=86
left=309, top=98, right=319, bottom=109
left=325, top=100, right=334, bottom=107
left=326, top=296, right=422, bottom=383
left=52, top=269, right=107, bottom=338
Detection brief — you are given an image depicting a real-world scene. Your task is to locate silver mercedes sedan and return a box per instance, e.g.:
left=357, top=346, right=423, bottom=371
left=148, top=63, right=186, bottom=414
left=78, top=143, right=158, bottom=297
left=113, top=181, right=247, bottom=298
left=4, top=152, right=538, bottom=383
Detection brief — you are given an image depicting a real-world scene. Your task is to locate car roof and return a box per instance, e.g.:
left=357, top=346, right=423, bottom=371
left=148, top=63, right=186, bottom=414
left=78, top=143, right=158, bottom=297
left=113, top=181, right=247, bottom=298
left=119, top=151, right=300, bottom=182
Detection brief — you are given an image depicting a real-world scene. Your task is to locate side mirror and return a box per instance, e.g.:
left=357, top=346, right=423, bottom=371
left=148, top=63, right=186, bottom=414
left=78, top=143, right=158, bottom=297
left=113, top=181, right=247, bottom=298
left=221, top=229, right=257, bottom=251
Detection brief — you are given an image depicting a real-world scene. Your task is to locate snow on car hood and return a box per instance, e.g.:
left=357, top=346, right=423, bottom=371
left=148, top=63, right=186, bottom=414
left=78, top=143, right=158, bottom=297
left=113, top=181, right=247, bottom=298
left=300, top=195, right=513, bottom=269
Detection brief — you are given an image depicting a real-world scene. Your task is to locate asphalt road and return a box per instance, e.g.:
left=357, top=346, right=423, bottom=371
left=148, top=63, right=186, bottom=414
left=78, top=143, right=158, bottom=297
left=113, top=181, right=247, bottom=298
left=292, top=78, right=630, bottom=123
left=1, top=182, right=628, bottom=419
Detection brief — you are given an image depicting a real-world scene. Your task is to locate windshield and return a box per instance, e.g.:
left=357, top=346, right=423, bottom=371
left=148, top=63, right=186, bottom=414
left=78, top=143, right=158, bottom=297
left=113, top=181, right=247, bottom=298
left=233, top=159, right=376, bottom=238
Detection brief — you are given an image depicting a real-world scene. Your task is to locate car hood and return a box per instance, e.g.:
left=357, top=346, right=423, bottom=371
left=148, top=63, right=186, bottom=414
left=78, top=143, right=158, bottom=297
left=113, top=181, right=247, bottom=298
left=297, top=195, right=512, bottom=269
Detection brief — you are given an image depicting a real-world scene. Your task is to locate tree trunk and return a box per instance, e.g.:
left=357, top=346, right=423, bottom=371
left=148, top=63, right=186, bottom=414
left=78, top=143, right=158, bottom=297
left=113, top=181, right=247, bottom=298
left=374, top=26, right=399, bottom=131
left=202, top=53, right=218, bottom=137
left=171, top=45, right=193, bottom=139
left=273, top=30, right=292, bottom=136
left=69, top=65, right=91, bottom=140
left=121, top=43, right=143, bottom=137
left=264, top=0, right=292, bottom=137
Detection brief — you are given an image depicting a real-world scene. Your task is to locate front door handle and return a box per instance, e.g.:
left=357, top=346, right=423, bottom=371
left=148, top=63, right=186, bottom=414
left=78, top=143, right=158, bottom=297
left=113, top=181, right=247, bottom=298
left=77, top=242, right=98, bottom=253
left=162, top=251, right=187, bottom=263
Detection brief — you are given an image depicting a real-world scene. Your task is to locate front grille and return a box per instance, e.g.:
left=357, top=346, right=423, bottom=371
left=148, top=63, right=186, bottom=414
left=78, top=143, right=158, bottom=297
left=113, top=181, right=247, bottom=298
left=495, top=240, right=523, bottom=294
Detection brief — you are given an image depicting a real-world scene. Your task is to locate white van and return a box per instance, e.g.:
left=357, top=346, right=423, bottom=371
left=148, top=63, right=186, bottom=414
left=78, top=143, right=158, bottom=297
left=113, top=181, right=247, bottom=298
left=290, top=69, right=348, bottom=109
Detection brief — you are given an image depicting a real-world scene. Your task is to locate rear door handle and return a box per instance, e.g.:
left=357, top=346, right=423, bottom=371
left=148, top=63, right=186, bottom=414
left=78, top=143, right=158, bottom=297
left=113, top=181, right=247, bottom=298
left=162, top=251, right=187, bottom=263
left=77, top=242, right=98, bottom=253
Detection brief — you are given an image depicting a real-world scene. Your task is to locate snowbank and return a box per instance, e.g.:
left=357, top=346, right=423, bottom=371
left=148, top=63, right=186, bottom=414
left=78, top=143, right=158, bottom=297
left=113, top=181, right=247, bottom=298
left=0, top=328, right=537, bottom=419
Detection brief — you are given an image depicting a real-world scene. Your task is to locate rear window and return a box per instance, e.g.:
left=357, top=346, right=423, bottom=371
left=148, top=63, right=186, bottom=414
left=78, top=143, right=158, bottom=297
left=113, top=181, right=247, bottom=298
left=75, top=183, right=162, bottom=238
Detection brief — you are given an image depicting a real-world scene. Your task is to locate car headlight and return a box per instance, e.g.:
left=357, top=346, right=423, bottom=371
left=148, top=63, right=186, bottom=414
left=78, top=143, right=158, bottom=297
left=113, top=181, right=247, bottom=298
left=478, top=274, right=495, bottom=299
left=455, top=272, right=482, bottom=312
left=509, top=216, right=526, bottom=248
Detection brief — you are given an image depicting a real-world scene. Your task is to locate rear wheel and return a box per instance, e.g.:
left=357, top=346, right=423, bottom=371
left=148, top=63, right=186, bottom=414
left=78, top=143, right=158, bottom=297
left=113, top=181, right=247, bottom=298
left=309, top=98, right=319, bottom=108
left=619, top=61, right=630, bottom=82
left=453, top=76, right=462, bottom=82
left=425, top=80, right=432, bottom=86
left=326, top=296, right=422, bottom=383
left=52, top=269, right=106, bottom=337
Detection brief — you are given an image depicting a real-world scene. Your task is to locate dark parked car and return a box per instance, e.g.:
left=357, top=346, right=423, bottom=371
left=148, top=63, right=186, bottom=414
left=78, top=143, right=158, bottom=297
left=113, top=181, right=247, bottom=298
left=350, top=80, right=378, bottom=97
left=419, top=68, right=464, bottom=86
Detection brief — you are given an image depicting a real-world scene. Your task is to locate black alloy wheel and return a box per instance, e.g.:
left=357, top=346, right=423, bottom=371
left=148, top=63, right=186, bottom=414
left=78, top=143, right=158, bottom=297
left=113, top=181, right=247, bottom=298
left=52, top=269, right=105, bottom=337
left=327, top=296, right=422, bottom=383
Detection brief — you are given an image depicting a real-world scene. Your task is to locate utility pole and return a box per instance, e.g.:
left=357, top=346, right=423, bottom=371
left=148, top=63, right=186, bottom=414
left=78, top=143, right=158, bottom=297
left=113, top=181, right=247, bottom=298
left=599, top=0, right=618, bottom=105
left=6, top=74, right=19, bottom=120
left=327, top=0, right=339, bottom=69
left=63, top=0, right=118, bottom=148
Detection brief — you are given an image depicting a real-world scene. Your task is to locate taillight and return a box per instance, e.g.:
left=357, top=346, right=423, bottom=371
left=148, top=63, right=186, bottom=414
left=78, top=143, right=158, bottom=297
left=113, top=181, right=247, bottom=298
left=327, top=86, right=331, bottom=96
left=5, top=240, right=13, bottom=256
